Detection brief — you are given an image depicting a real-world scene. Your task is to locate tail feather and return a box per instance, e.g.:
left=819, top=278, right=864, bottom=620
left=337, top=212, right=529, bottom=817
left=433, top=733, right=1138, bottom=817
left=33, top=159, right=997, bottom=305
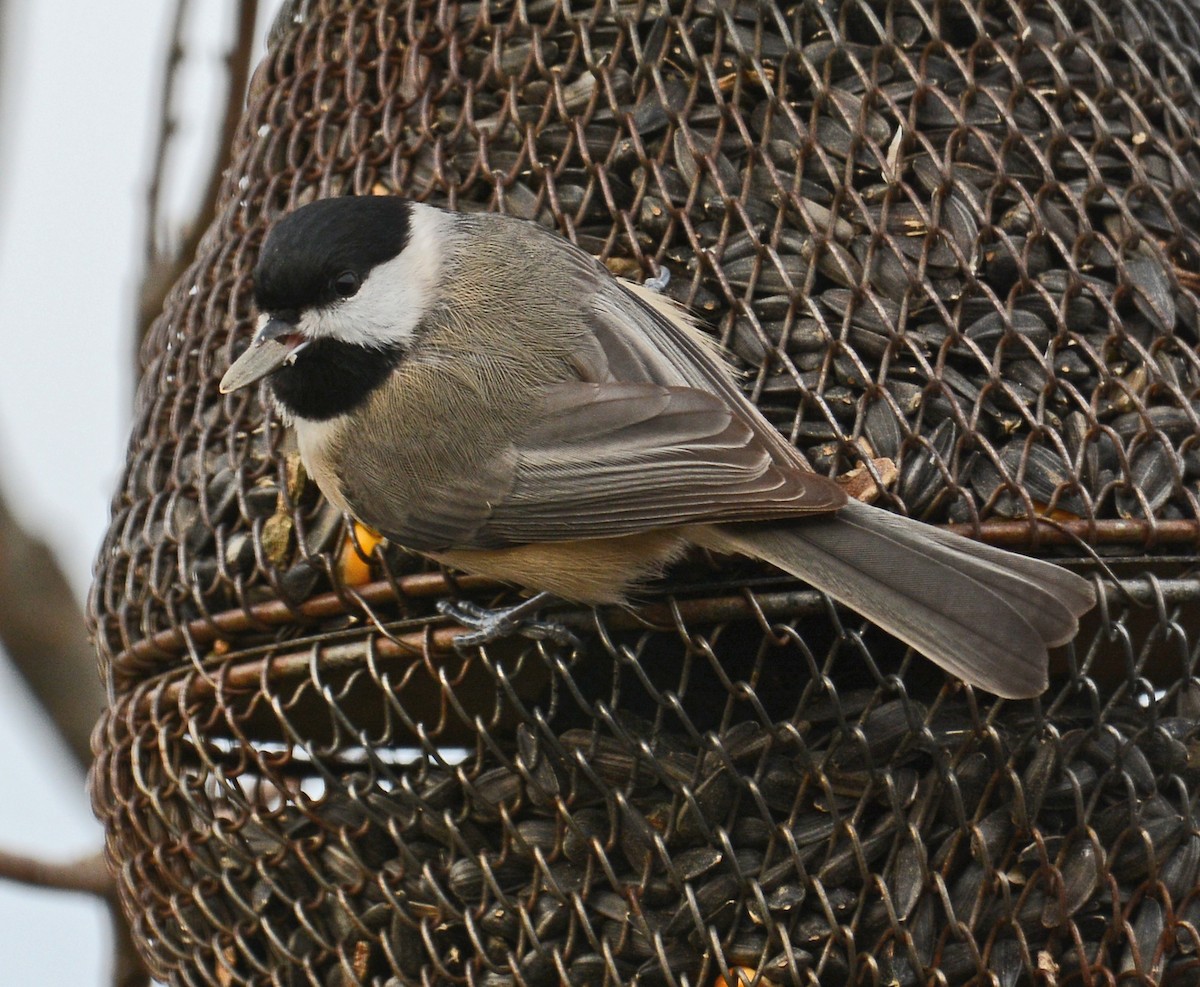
left=697, top=500, right=1095, bottom=699
left=836, top=502, right=1092, bottom=648
left=915, top=520, right=1096, bottom=623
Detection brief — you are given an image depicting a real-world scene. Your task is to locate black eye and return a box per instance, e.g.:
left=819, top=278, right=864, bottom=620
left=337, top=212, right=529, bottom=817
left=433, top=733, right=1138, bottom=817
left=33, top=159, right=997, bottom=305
left=333, top=271, right=361, bottom=297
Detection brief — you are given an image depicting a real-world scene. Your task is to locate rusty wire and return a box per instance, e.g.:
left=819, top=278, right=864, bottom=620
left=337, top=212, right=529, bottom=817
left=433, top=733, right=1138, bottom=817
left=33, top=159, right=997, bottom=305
left=89, top=0, right=1200, bottom=984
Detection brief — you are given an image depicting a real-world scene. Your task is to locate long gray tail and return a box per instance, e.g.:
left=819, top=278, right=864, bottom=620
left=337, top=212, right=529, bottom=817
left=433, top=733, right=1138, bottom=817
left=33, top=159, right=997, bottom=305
left=697, top=500, right=1095, bottom=698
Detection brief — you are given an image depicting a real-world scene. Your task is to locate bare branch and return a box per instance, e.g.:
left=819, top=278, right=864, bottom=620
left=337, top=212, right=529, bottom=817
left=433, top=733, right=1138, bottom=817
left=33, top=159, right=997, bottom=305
left=109, top=901, right=152, bottom=987
left=192, top=0, right=260, bottom=260
left=142, top=0, right=190, bottom=269
left=135, top=0, right=260, bottom=359
left=0, top=847, right=111, bottom=896
left=0, top=847, right=151, bottom=986
left=0, top=485, right=105, bottom=773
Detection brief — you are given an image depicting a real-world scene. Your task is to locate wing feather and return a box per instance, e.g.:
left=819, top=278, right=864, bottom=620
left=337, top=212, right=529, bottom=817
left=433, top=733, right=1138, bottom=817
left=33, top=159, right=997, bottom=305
left=340, top=222, right=845, bottom=551
left=443, top=382, right=844, bottom=547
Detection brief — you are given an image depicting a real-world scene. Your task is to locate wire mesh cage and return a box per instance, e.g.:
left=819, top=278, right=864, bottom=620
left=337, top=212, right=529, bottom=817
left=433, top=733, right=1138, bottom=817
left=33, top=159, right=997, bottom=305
left=88, top=0, right=1200, bottom=983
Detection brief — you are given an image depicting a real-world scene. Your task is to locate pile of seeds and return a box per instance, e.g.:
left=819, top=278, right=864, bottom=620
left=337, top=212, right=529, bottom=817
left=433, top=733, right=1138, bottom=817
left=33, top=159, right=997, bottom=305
left=114, top=685, right=1200, bottom=986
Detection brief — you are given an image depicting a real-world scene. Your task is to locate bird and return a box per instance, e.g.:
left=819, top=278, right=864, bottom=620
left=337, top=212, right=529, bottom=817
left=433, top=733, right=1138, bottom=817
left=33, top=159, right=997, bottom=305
left=220, top=195, right=1095, bottom=699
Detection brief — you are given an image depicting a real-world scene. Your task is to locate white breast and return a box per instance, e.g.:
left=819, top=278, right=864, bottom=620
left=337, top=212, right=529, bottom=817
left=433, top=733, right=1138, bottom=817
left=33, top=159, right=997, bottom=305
left=292, top=414, right=352, bottom=515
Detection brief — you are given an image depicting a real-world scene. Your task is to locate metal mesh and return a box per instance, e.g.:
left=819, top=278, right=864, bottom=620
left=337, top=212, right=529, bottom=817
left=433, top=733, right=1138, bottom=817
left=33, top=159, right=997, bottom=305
left=88, top=0, right=1200, bottom=984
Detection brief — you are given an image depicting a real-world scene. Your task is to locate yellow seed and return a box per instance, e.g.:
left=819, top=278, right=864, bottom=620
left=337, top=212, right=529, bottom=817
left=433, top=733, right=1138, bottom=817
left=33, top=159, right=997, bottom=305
left=340, top=523, right=383, bottom=586
left=714, top=967, right=759, bottom=987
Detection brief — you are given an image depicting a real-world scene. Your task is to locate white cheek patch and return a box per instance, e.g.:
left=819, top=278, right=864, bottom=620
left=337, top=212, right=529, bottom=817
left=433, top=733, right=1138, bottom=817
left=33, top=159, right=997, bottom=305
left=304, top=203, right=451, bottom=349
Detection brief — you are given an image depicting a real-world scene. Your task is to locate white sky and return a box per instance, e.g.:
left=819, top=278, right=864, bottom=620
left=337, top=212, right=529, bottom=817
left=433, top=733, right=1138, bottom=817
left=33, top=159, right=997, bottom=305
left=0, top=3, right=278, bottom=983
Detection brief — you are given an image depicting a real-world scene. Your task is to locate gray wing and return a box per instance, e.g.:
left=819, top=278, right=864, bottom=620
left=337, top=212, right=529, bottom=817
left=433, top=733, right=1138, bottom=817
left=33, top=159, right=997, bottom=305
left=441, top=381, right=845, bottom=547
left=344, top=218, right=846, bottom=551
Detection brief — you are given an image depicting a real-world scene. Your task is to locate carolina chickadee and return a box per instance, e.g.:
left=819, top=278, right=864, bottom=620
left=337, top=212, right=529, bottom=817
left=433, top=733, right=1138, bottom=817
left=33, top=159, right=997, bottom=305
left=220, top=196, right=1095, bottom=698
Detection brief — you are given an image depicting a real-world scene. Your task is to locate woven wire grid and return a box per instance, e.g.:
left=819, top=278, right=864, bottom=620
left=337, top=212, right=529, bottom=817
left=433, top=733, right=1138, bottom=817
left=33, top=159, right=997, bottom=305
left=88, top=0, right=1200, bottom=984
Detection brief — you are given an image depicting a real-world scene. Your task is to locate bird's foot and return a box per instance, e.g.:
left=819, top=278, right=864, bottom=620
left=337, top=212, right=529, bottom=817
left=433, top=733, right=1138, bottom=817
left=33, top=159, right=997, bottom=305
left=437, top=592, right=579, bottom=651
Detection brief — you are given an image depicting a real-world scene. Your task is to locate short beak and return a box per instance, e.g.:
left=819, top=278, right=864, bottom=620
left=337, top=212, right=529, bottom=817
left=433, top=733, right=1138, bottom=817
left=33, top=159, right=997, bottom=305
left=219, top=317, right=309, bottom=393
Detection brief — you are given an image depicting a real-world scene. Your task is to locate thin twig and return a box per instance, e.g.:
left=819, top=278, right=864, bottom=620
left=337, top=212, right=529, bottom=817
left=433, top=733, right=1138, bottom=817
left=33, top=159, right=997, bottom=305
left=190, top=0, right=260, bottom=260
left=135, top=0, right=260, bottom=358
left=135, top=0, right=190, bottom=366
left=142, top=0, right=190, bottom=268
left=0, top=847, right=112, bottom=897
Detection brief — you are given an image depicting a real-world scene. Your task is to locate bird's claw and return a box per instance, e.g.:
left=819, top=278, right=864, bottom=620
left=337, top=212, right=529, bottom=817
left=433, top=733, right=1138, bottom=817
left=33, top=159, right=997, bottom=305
left=437, top=596, right=580, bottom=652
left=438, top=598, right=493, bottom=622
